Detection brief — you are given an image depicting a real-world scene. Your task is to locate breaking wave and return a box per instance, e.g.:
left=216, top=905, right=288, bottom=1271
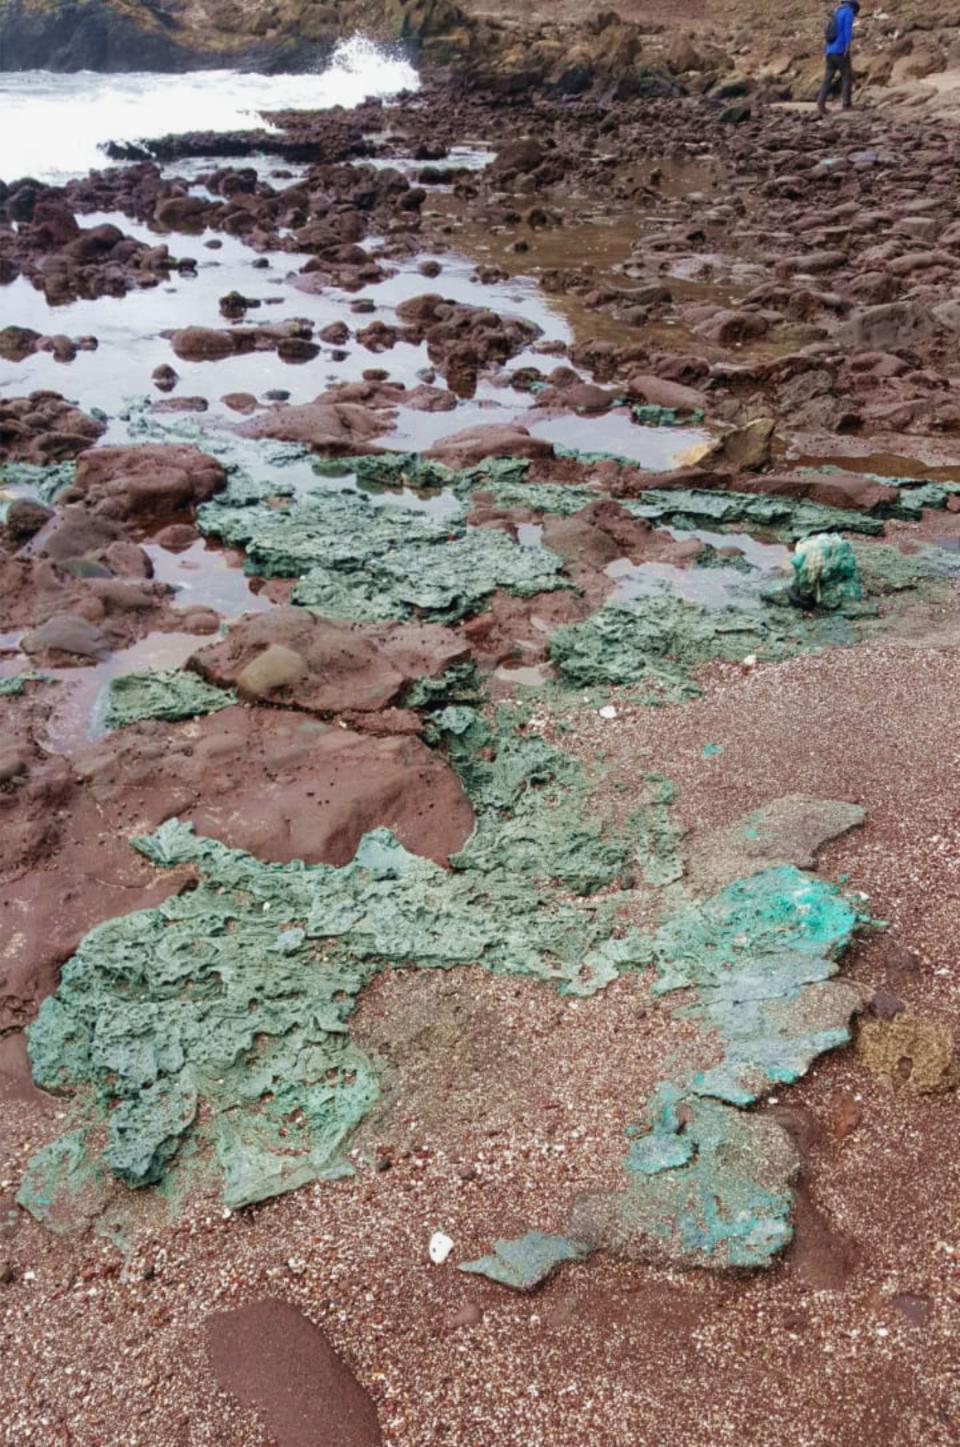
left=0, top=35, right=420, bottom=185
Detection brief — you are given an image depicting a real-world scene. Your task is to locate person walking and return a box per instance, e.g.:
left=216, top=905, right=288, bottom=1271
left=818, top=0, right=859, bottom=117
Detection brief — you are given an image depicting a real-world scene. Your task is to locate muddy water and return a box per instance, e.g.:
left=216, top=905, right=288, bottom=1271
left=527, top=411, right=708, bottom=467
left=1, top=154, right=720, bottom=458
left=142, top=540, right=272, bottom=616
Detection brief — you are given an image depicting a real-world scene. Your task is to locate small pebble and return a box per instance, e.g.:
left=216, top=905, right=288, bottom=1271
left=429, top=1232, right=454, bottom=1265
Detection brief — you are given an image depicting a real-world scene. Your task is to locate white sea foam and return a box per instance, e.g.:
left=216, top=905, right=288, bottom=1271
left=0, top=35, right=419, bottom=184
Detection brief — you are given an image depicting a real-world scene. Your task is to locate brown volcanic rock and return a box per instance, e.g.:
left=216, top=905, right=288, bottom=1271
left=188, top=726, right=473, bottom=867
left=0, top=545, right=173, bottom=641
left=731, top=471, right=898, bottom=514
left=424, top=424, right=553, bottom=469
left=539, top=500, right=685, bottom=571
left=0, top=392, right=104, bottom=463
left=393, top=292, right=543, bottom=388
left=460, top=587, right=594, bottom=665
left=205, top=1299, right=382, bottom=1447
left=67, top=444, right=227, bottom=520
left=170, top=320, right=317, bottom=362
left=70, top=705, right=473, bottom=868
left=189, top=606, right=470, bottom=713
left=237, top=398, right=391, bottom=452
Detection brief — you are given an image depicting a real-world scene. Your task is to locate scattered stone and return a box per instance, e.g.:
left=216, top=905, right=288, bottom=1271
left=21, top=612, right=108, bottom=660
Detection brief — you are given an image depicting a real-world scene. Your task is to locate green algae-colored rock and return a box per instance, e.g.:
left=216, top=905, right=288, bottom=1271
left=22, top=706, right=653, bottom=1211
left=460, top=1232, right=591, bottom=1289
left=104, top=669, right=236, bottom=729
left=625, top=488, right=885, bottom=541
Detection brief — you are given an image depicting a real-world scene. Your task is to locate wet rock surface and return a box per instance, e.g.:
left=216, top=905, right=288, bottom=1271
left=190, top=606, right=470, bottom=714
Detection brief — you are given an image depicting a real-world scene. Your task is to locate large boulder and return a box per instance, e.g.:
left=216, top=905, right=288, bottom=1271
left=189, top=607, right=470, bottom=714
left=67, top=444, right=226, bottom=520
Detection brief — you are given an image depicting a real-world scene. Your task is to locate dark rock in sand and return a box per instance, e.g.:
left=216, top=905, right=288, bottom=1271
left=205, top=1299, right=382, bottom=1447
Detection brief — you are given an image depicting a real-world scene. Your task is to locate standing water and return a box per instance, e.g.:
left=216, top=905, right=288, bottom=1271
left=0, top=35, right=420, bottom=185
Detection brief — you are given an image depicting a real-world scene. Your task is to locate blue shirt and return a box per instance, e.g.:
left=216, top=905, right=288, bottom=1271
left=826, top=3, right=855, bottom=56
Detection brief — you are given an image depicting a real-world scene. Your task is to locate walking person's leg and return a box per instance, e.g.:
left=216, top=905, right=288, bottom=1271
left=840, top=54, right=853, bottom=108
left=817, top=56, right=836, bottom=116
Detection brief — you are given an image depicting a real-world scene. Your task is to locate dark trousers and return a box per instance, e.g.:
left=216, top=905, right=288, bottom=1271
left=818, top=53, right=853, bottom=110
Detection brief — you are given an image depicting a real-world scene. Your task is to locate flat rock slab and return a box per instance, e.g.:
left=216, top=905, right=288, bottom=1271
left=205, top=1299, right=382, bottom=1447
left=686, top=795, right=866, bottom=895
left=74, top=705, right=474, bottom=867
left=237, top=399, right=389, bottom=452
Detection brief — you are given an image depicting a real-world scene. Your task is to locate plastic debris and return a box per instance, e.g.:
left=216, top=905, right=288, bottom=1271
left=459, top=1232, right=591, bottom=1289
left=104, top=670, right=237, bottom=729
left=198, top=486, right=569, bottom=624
left=429, top=1231, right=455, bottom=1265
left=633, top=773, right=686, bottom=887
left=295, top=527, right=570, bottom=624
left=790, top=534, right=862, bottom=610
left=625, top=488, right=884, bottom=541
left=685, top=795, right=866, bottom=895
left=435, top=705, right=646, bottom=898
left=0, top=460, right=77, bottom=505
left=0, top=673, right=42, bottom=696
left=16, top=1130, right=108, bottom=1235
left=549, top=597, right=788, bottom=694
left=608, top=1085, right=799, bottom=1268
left=644, top=865, right=864, bottom=1103
left=631, top=404, right=704, bottom=427
left=598, top=705, right=617, bottom=719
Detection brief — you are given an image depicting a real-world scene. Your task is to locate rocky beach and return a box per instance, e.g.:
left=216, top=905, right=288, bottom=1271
left=2, top=3, right=960, bottom=1443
